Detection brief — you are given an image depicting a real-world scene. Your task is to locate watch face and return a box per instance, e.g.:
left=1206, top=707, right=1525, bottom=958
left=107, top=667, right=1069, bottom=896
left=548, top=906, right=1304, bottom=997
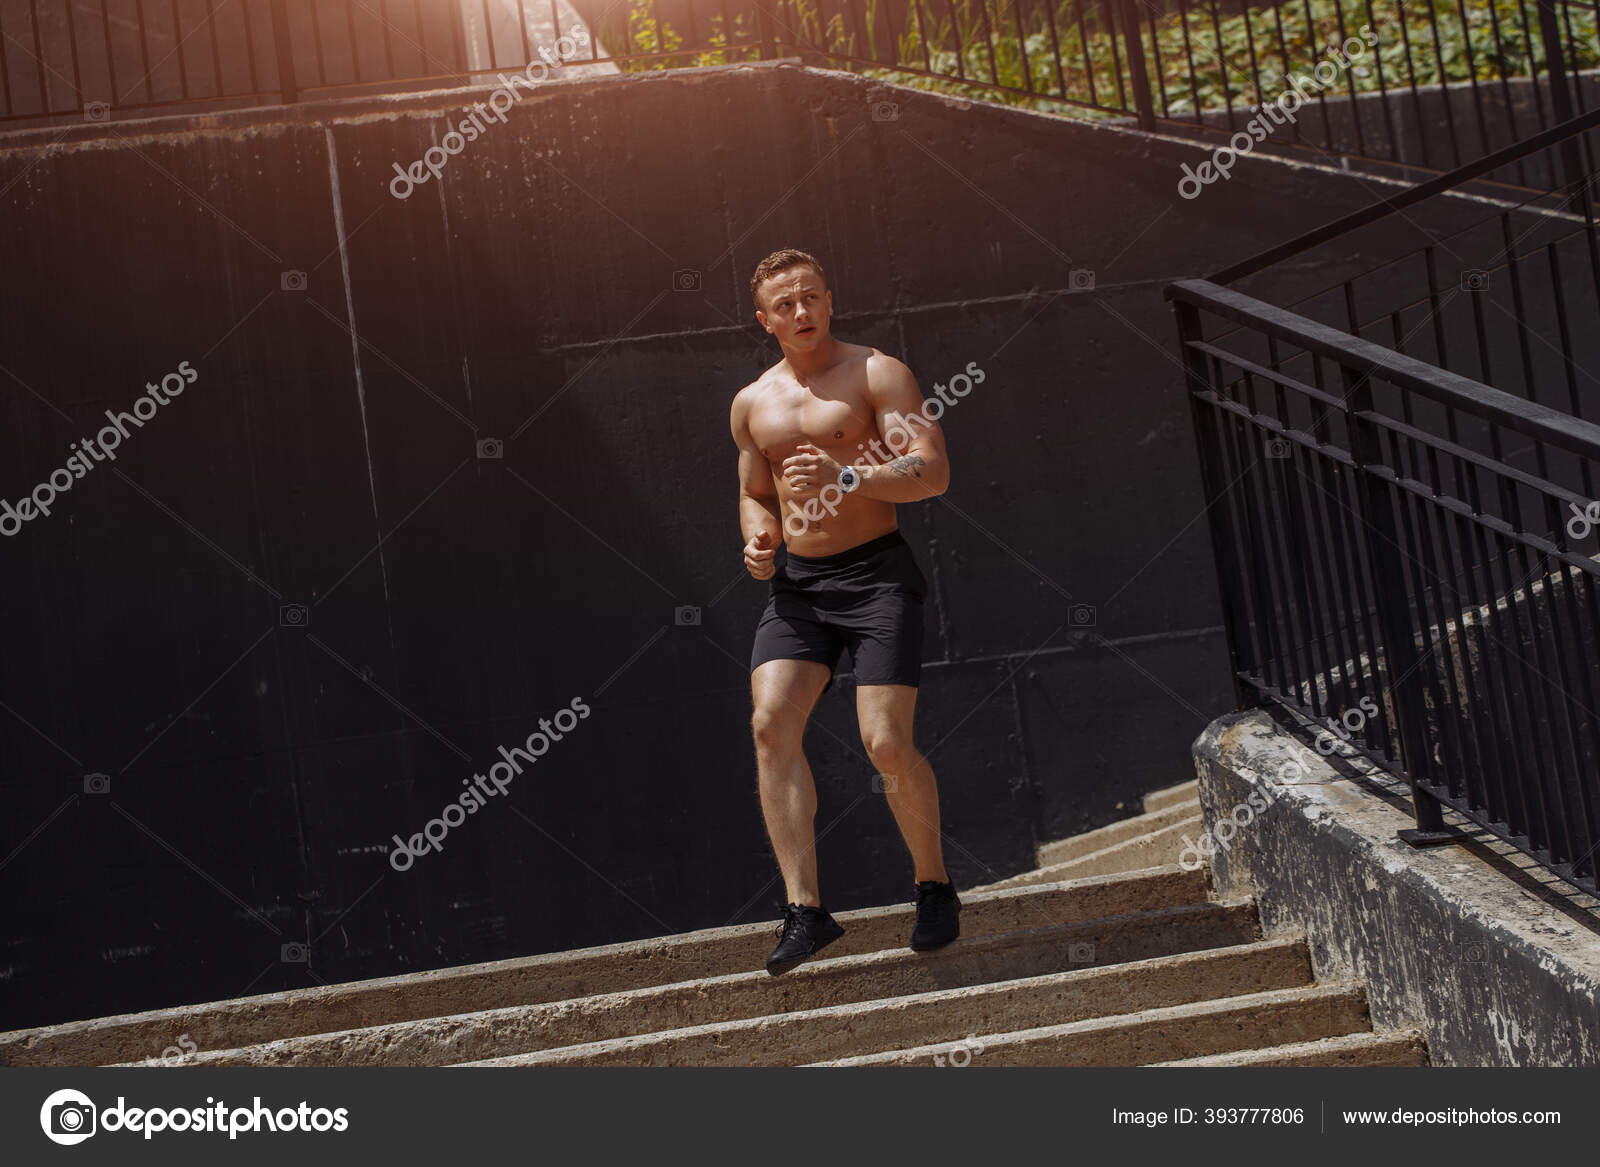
left=840, top=467, right=858, bottom=490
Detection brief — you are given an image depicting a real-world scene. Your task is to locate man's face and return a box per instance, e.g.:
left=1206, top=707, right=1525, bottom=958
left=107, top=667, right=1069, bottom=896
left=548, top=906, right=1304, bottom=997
left=755, top=267, right=832, bottom=351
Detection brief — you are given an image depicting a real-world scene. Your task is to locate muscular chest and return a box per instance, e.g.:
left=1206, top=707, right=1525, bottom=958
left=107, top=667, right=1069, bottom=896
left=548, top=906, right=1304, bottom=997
left=749, top=390, right=876, bottom=461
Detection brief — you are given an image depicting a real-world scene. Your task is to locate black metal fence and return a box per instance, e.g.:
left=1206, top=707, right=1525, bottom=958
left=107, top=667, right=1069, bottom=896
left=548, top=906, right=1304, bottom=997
left=4, top=0, right=1597, bottom=184
left=1170, top=113, right=1600, bottom=897
left=1211, top=105, right=1600, bottom=422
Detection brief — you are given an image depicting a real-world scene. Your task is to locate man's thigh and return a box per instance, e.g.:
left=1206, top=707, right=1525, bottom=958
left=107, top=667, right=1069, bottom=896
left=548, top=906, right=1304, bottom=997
left=751, top=658, right=833, bottom=727
left=856, top=682, right=918, bottom=746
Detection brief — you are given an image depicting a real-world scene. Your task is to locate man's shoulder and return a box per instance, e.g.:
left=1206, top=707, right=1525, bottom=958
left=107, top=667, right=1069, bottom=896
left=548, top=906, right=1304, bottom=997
left=859, top=347, right=915, bottom=390
left=736, top=363, right=783, bottom=397
left=731, top=363, right=784, bottom=420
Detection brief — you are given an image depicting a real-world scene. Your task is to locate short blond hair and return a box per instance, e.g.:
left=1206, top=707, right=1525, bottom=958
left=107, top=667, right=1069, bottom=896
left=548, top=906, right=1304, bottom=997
left=750, top=248, right=827, bottom=309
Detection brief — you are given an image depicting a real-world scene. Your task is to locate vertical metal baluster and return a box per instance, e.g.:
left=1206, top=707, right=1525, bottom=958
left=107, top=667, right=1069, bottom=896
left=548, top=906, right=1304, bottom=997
left=1422, top=0, right=1461, bottom=166
left=1344, top=356, right=1446, bottom=835
left=1360, top=0, right=1397, bottom=163
left=166, top=0, right=189, bottom=97
left=27, top=0, right=50, bottom=109
left=1331, top=0, right=1367, bottom=159
left=1297, top=0, right=1334, bottom=151
left=1394, top=0, right=1431, bottom=167
left=1041, top=0, right=1066, bottom=99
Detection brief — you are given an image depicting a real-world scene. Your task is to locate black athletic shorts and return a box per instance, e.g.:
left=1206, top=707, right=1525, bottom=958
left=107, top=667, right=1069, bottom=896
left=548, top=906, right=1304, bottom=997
left=749, top=528, right=929, bottom=693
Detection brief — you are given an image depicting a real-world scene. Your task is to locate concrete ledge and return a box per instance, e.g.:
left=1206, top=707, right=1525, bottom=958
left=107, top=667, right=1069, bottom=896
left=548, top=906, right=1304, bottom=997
left=1192, top=709, right=1600, bottom=1067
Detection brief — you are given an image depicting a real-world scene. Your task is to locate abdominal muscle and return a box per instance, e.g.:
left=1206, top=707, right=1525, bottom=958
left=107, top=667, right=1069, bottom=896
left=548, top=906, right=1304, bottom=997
left=769, top=456, right=898, bottom=558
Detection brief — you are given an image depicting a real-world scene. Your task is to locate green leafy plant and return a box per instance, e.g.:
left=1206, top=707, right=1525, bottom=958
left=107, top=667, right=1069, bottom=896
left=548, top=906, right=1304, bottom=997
left=596, top=0, right=1599, bottom=120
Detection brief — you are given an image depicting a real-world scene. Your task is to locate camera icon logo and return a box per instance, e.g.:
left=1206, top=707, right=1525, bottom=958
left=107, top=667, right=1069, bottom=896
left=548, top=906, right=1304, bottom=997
left=280, top=270, right=307, bottom=292
left=83, top=773, right=111, bottom=794
left=871, top=773, right=899, bottom=794
left=1264, top=436, right=1291, bottom=459
left=871, top=100, right=900, bottom=122
left=281, top=942, right=309, bottom=962
left=1067, top=940, right=1096, bottom=963
left=1461, top=941, right=1486, bottom=963
left=279, top=603, right=308, bottom=628
left=672, top=268, right=702, bottom=292
left=1068, top=602, right=1096, bottom=628
left=83, top=101, right=110, bottom=122
left=1069, top=268, right=1095, bottom=292
left=40, top=1088, right=97, bottom=1145
left=476, top=438, right=504, bottom=460
left=674, top=605, right=702, bottom=626
left=1460, top=269, right=1489, bottom=292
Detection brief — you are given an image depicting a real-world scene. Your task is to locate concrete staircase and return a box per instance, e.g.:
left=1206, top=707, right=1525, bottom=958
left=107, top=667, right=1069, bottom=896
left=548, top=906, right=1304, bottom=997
left=0, top=780, right=1428, bottom=1068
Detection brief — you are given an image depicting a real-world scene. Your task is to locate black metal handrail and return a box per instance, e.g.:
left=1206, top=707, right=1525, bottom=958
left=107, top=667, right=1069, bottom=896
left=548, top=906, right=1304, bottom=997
left=1168, top=273, right=1600, bottom=897
left=1198, top=106, right=1600, bottom=465
left=1210, top=104, right=1600, bottom=286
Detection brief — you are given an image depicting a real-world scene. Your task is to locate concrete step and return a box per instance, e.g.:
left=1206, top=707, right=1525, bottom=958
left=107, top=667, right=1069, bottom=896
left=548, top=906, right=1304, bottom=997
left=128, top=895, right=1260, bottom=1068
left=1037, top=801, right=1202, bottom=868
left=970, top=815, right=1202, bottom=892
left=1150, top=1030, right=1430, bottom=1067
left=812, top=982, right=1371, bottom=1066
left=1142, top=779, right=1200, bottom=814
left=457, top=935, right=1307, bottom=1067
left=2, top=864, right=1209, bottom=1067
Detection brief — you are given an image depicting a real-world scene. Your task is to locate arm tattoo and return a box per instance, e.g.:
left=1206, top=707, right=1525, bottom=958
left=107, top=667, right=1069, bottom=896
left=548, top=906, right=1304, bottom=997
left=885, top=455, right=926, bottom=478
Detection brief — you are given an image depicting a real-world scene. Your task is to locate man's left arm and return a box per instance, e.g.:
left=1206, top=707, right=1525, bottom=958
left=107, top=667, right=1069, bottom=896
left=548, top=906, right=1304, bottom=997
left=855, top=354, right=951, bottom=501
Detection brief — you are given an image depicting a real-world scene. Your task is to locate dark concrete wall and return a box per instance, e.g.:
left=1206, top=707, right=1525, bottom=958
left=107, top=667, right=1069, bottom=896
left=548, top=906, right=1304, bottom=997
left=0, top=59, right=1523, bottom=1032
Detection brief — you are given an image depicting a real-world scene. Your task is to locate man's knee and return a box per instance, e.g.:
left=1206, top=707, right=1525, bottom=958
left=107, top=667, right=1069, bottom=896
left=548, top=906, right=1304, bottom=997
left=863, top=732, right=917, bottom=777
left=751, top=704, right=806, bottom=755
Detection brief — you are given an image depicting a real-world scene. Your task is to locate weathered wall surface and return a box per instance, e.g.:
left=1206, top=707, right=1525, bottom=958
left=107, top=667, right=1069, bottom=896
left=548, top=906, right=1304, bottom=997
left=0, top=59, right=1510, bottom=1031
left=1193, top=710, right=1600, bottom=1067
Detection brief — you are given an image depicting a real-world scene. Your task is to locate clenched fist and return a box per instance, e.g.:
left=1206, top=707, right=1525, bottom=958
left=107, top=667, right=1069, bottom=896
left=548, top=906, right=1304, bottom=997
left=781, top=443, right=842, bottom=497
left=744, top=529, right=778, bottom=580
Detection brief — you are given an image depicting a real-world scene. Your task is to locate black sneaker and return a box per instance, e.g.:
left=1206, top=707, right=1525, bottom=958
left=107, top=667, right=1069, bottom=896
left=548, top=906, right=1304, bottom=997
left=766, top=902, right=846, bottom=975
left=909, top=880, right=961, bottom=950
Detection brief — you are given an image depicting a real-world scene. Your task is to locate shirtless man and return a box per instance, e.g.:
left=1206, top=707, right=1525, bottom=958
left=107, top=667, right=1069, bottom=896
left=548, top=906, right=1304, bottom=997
left=729, top=247, right=960, bottom=975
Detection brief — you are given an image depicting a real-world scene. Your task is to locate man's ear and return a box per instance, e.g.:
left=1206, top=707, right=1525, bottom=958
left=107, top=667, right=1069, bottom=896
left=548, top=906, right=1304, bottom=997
left=756, top=309, right=770, bottom=332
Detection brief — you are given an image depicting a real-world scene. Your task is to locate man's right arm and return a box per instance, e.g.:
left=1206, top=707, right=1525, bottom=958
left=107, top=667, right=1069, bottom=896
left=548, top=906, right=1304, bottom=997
left=731, top=390, right=783, bottom=549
